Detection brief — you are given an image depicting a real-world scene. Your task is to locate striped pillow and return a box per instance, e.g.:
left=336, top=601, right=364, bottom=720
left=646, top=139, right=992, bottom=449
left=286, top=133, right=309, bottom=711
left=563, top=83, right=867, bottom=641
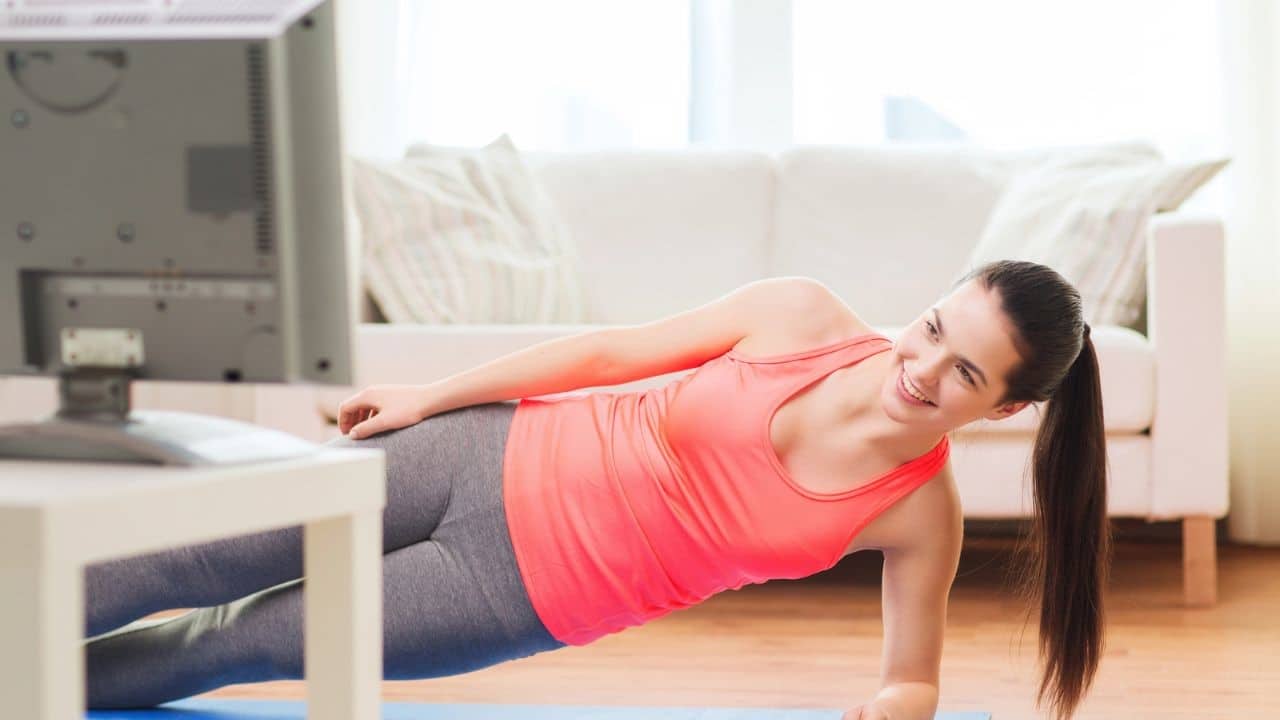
left=964, top=154, right=1229, bottom=331
left=350, top=134, right=588, bottom=324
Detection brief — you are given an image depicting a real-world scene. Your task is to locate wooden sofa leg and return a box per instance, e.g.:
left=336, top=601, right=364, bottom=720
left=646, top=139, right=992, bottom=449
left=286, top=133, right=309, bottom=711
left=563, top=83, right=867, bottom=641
left=1182, top=516, right=1218, bottom=607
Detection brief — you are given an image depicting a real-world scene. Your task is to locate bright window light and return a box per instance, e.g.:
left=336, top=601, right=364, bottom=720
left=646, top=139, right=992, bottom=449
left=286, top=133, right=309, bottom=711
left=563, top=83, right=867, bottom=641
left=400, top=0, right=690, bottom=152
left=792, top=0, right=1226, bottom=161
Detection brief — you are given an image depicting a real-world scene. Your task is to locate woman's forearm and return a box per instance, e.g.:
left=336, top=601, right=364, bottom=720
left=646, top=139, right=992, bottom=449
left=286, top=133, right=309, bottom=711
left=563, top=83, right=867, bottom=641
left=419, top=330, right=610, bottom=416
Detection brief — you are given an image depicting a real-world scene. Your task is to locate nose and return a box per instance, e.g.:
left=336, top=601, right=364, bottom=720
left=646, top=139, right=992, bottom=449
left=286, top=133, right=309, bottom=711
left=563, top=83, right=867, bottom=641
left=911, top=352, right=947, bottom=390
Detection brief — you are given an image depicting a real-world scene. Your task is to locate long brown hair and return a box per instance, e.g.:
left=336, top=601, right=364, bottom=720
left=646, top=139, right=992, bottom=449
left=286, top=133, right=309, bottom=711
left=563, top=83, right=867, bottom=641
left=953, top=259, right=1111, bottom=720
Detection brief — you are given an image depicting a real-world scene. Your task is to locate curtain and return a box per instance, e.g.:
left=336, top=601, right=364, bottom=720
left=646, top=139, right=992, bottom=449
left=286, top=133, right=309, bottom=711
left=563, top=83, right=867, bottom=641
left=335, top=0, right=408, bottom=160
left=1218, top=0, right=1280, bottom=545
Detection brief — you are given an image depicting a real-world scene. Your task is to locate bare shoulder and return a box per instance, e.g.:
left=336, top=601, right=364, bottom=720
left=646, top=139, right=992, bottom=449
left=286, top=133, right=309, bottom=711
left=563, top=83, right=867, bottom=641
left=733, top=277, right=876, bottom=355
left=776, top=277, right=871, bottom=335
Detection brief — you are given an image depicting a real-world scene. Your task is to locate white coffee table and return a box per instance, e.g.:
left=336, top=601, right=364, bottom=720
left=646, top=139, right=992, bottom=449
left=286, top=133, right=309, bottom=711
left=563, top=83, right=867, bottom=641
left=0, top=446, right=386, bottom=720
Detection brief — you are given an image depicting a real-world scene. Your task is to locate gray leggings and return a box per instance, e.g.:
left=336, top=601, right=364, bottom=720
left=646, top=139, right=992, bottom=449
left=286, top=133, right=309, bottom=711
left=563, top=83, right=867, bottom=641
left=82, top=400, right=566, bottom=709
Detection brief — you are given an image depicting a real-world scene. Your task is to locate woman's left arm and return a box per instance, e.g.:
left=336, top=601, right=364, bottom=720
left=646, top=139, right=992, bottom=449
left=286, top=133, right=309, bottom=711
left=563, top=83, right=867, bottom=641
left=847, top=467, right=964, bottom=720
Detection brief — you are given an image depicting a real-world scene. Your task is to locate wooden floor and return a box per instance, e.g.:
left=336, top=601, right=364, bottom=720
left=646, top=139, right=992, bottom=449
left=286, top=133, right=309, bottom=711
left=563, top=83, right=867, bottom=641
left=188, top=532, right=1279, bottom=720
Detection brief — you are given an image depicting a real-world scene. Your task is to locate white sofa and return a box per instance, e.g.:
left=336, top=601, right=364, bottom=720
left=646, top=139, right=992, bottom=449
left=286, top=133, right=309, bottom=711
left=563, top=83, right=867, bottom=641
left=0, top=145, right=1228, bottom=606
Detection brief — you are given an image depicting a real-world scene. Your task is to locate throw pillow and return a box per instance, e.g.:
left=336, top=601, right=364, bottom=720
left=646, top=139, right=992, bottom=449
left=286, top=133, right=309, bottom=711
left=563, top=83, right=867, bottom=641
left=349, top=134, right=588, bottom=324
left=963, top=153, right=1229, bottom=329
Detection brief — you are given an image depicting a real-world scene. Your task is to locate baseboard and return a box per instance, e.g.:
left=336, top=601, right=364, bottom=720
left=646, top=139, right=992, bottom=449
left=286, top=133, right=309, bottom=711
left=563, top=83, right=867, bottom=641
left=964, top=516, right=1230, bottom=543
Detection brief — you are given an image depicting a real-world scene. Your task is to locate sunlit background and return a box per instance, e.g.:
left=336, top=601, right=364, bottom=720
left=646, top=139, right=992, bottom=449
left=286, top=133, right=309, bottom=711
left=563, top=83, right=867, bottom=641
left=343, top=0, right=1228, bottom=213
left=389, top=0, right=1224, bottom=151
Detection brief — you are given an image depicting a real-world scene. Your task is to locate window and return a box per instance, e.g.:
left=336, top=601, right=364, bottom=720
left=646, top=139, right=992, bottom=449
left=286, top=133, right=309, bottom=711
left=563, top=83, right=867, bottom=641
left=399, top=0, right=690, bottom=151
left=792, top=0, right=1226, bottom=159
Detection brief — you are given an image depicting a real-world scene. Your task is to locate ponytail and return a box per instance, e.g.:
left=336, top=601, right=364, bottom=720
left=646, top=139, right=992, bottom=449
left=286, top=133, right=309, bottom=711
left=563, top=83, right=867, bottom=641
left=953, top=260, right=1114, bottom=719
left=1011, top=323, right=1112, bottom=720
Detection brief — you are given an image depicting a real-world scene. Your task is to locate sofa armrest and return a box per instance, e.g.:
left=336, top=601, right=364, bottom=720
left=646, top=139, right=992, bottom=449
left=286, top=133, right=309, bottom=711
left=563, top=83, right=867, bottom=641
left=1147, top=212, right=1230, bottom=519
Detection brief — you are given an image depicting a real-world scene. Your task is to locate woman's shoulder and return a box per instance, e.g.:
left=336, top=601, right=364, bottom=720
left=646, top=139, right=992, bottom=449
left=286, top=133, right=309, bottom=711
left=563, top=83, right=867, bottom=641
left=733, top=287, right=877, bottom=357
left=791, top=280, right=873, bottom=329
left=794, top=284, right=879, bottom=344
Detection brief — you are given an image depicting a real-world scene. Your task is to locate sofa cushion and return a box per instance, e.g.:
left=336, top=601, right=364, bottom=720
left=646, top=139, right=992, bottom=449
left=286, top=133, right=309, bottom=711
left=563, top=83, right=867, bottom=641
left=353, top=135, right=588, bottom=324
left=950, top=432, right=1152, bottom=516
left=966, top=152, right=1228, bottom=330
left=770, top=142, right=1163, bottom=328
left=771, top=145, right=1016, bottom=328
left=524, top=150, right=775, bottom=324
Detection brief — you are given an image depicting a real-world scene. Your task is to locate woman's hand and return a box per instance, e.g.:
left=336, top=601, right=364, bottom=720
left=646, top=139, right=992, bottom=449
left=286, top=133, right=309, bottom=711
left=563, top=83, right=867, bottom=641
left=842, top=702, right=893, bottom=720
left=338, top=384, right=436, bottom=440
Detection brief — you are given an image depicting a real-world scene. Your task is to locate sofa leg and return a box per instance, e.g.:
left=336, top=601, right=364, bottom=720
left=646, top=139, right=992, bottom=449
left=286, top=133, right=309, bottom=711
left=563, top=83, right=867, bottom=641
left=1182, top=516, right=1218, bottom=607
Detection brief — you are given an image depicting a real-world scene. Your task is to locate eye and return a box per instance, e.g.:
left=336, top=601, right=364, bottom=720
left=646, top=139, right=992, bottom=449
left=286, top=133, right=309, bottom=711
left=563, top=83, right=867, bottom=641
left=926, top=320, right=975, bottom=386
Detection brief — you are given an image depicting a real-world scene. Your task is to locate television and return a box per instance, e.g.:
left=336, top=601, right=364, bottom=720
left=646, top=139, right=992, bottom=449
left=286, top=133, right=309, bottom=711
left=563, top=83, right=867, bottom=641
left=0, top=0, right=356, bottom=465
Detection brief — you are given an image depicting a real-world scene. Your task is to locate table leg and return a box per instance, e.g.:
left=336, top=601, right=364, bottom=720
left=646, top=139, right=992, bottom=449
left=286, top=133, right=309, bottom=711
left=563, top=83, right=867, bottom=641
left=303, top=508, right=382, bottom=720
left=0, top=509, right=83, bottom=720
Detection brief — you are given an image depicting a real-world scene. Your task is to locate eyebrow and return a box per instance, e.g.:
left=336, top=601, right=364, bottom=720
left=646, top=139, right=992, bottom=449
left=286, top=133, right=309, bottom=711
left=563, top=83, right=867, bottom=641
left=932, top=307, right=989, bottom=388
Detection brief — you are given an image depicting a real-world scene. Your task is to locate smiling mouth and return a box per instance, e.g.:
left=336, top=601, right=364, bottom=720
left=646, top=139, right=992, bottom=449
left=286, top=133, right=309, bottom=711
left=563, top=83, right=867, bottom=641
left=898, top=368, right=936, bottom=407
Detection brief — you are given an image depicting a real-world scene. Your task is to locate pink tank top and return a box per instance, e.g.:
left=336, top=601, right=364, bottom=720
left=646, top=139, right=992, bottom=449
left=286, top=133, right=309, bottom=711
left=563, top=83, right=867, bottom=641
left=500, top=332, right=951, bottom=646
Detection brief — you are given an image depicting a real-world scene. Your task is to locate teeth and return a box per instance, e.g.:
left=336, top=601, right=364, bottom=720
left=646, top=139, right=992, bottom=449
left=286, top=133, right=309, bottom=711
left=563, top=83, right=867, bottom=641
left=903, top=371, right=933, bottom=405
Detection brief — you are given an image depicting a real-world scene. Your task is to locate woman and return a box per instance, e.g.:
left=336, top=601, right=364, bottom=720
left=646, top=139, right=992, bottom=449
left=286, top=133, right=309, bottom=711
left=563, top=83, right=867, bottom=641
left=84, top=259, right=1109, bottom=720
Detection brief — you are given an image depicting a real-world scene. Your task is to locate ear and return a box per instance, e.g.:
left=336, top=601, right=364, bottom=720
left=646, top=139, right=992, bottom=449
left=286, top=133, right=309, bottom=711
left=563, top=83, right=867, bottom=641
left=984, top=400, right=1029, bottom=421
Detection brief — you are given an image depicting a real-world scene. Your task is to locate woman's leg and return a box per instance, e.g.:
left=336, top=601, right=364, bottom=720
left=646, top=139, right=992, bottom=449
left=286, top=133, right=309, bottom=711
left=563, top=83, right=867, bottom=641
left=84, top=400, right=519, bottom=638
left=85, top=400, right=565, bottom=709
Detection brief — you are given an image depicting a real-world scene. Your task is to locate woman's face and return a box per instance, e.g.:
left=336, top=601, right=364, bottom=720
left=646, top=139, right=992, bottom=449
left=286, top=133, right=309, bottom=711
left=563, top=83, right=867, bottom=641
left=879, top=279, right=1030, bottom=431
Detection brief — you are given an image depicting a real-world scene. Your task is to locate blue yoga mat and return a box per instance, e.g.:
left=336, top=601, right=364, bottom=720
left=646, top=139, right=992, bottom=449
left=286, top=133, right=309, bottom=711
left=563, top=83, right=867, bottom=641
left=86, top=697, right=991, bottom=720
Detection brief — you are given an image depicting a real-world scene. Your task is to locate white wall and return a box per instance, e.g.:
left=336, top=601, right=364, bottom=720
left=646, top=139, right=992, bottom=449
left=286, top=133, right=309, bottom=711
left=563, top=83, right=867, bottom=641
left=1218, top=0, right=1280, bottom=544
